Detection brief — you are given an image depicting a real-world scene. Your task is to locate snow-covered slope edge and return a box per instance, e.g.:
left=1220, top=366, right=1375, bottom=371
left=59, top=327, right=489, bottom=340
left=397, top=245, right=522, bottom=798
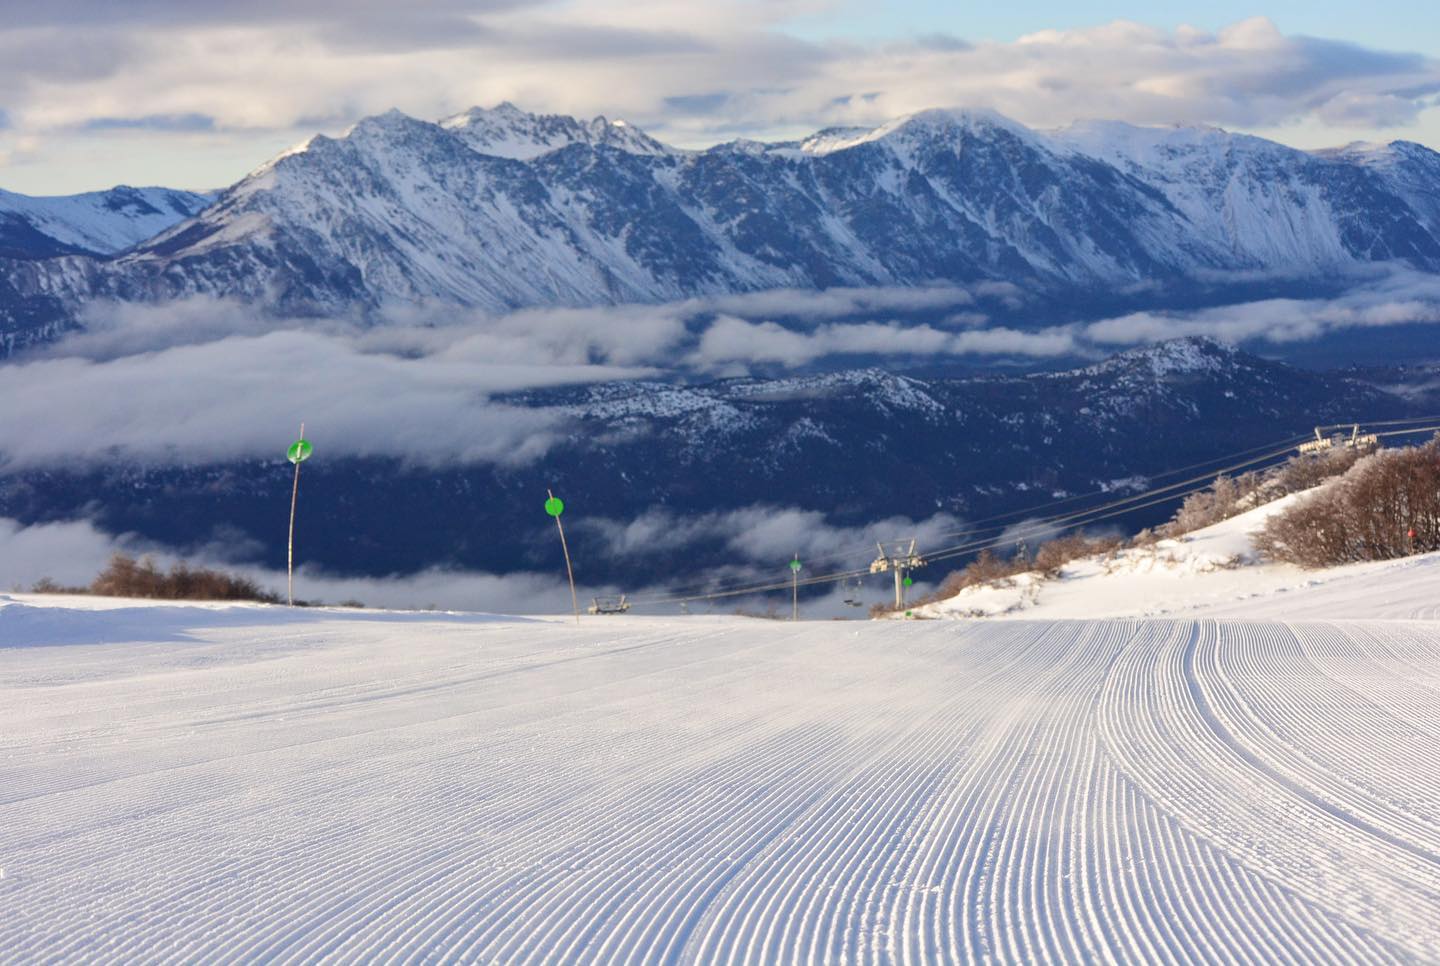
left=915, top=490, right=1440, bottom=621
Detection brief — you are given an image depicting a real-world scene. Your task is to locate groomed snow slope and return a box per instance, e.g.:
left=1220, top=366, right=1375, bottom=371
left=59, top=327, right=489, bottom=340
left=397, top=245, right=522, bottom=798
left=4, top=596, right=1440, bottom=961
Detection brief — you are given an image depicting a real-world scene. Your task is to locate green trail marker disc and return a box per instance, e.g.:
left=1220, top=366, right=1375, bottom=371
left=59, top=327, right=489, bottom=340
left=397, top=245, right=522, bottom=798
left=545, top=496, right=565, bottom=517
left=903, top=575, right=913, bottom=587
left=905, top=610, right=913, bottom=617
left=790, top=557, right=802, bottom=573
left=287, top=438, right=313, bottom=464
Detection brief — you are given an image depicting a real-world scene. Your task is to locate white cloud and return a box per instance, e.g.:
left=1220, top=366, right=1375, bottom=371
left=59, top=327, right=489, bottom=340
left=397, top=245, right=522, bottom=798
left=0, top=306, right=641, bottom=470
left=581, top=505, right=965, bottom=571
left=0, top=501, right=945, bottom=616
left=6, top=271, right=1439, bottom=472
left=1, top=11, right=1438, bottom=192
left=1084, top=268, right=1440, bottom=346
left=0, top=517, right=138, bottom=588
left=687, top=317, right=1076, bottom=369
left=705, top=284, right=979, bottom=319
left=0, top=513, right=613, bottom=612
left=1, top=285, right=1090, bottom=467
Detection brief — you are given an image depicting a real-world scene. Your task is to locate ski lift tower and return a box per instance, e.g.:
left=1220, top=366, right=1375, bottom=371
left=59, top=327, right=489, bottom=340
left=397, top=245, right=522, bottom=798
left=871, top=539, right=927, bottom=609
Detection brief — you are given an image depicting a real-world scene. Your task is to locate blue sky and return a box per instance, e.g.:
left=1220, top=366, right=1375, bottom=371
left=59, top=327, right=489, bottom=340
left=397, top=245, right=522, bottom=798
left=0, top=1, right=1437, bottom=194
left=783, top=1, right=1435, bottom=53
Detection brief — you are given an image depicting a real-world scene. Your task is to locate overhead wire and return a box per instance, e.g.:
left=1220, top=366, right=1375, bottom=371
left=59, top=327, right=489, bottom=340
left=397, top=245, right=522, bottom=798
left=639, top=429, right=1316, bottom=602
left=627, top=422, right=1440, bottom=609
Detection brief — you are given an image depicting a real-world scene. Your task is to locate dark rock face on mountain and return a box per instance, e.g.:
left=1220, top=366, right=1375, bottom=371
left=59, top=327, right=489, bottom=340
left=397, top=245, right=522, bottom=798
left=0, top=338, right=1417, bottom=589
left=2, top=105, right=1439, bottom=351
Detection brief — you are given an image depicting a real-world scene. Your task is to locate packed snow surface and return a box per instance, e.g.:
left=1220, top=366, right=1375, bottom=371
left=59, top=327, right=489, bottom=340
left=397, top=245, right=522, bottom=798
left=4, top=591, right=1440, bottom=961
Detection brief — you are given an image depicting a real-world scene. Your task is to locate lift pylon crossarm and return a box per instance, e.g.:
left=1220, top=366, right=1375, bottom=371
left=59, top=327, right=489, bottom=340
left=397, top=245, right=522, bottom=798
left=587, top=594, right=631, bottom=615
left=1298, top=424, right=1380, bottom=456
left=871, top=538, right=928, bottom=608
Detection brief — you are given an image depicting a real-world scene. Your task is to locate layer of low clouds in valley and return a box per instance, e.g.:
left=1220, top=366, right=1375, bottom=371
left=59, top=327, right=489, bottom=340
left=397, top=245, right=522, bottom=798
left=3, top=271, right=1440, bottom=471
left=0, top=506, right=955, bottom=616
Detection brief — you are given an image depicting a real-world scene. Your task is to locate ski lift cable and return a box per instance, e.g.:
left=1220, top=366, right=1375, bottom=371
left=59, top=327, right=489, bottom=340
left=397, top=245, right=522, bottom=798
left=842, top=429, right=1320, bottom=564
left=815, top=433, right=1315, bottom=571
left=924, top=423, right=1440, bottom=564
left=632, top=434, right=1314, bottom=605
left=633, top=460, right=1291, bottom=607
left=627, top=431, right=1319, bottom=606
left=1316, top=414, right=1440, bottom=431
left=627, top=424, right=1440, bottom=608
left=875, top=429, right=1319, bottom=545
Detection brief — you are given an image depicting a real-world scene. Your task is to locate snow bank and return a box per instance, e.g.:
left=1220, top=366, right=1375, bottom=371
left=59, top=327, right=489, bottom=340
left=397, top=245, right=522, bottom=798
left=915, top=487, right=1440, bottom=621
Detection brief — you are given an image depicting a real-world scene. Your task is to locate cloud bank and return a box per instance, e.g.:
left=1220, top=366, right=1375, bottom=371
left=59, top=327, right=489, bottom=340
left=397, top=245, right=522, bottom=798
left=582, top=506, right=964, bottom=570
left=4, top=272, right=1440, bottom=470
left=0, top=504, right=940, bottom=617
left=1, top=8, right=1437, bottom=190
left=1083, top=269, right=1440, bottom=346
left=0, top=283, right=1031, bottom=469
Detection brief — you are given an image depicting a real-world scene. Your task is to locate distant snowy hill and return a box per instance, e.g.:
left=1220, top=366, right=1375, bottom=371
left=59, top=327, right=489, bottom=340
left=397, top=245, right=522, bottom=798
left=2, top=104, right=1439, bottom=348
left=0, top=185, right=212, bottom=259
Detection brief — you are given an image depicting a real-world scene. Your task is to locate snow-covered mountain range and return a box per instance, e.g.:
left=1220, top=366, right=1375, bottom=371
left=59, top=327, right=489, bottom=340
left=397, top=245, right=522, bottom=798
left=2, top=104, right=1438, bottom=349
left=0, top=185, right=212, bottom=258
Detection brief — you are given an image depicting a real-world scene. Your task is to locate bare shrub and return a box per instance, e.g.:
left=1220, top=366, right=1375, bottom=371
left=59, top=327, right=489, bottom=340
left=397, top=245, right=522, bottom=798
left=89, top=553, right=281, bottom=603
left=1256, top=442, right=1440, bottom=568
left=1161, top=445, right=1371, bottom=540
left=1165, top=475, right=1242, bottom=536
left=1032, top=531, right=1122, bottom=575
left=903, top=550, right=1020, bottom=609
left=907, top=530, right=1123, bottom=611
left=1272, top=445, right=1365, bottom=494
left=30, top=577, right=88, bottom=594
left=732, top=603, right=785, bottom=620
left=1130, top=527, right=1160, bottom=548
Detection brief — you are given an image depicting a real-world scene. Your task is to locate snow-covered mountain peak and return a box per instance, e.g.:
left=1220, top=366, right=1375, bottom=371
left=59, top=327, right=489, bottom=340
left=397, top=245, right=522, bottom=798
left=1079, top=336, right=1241, bottom=379
left=234, top=133, right=329, bottom=198
left=344, top=108, right=439, bottom=144
left=1313, top=139, right=1424, bottom=170
left=896, top=106, right=1033, bottom=135
left=439, top=103, right=670, bottom=159
left=1054, top=118, right=1284, bottom=168
left=800, top=107, right=1040, bottom=157
left=794, top=126, right=876, bottom=155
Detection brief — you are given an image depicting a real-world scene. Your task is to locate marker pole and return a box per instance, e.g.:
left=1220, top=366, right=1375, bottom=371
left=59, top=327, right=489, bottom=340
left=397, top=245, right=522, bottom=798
left=287, top=422, right=304, bottom=606
left=790, top=555, right=802, bottom=621
left=550, top=488, right=580, bottom=624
